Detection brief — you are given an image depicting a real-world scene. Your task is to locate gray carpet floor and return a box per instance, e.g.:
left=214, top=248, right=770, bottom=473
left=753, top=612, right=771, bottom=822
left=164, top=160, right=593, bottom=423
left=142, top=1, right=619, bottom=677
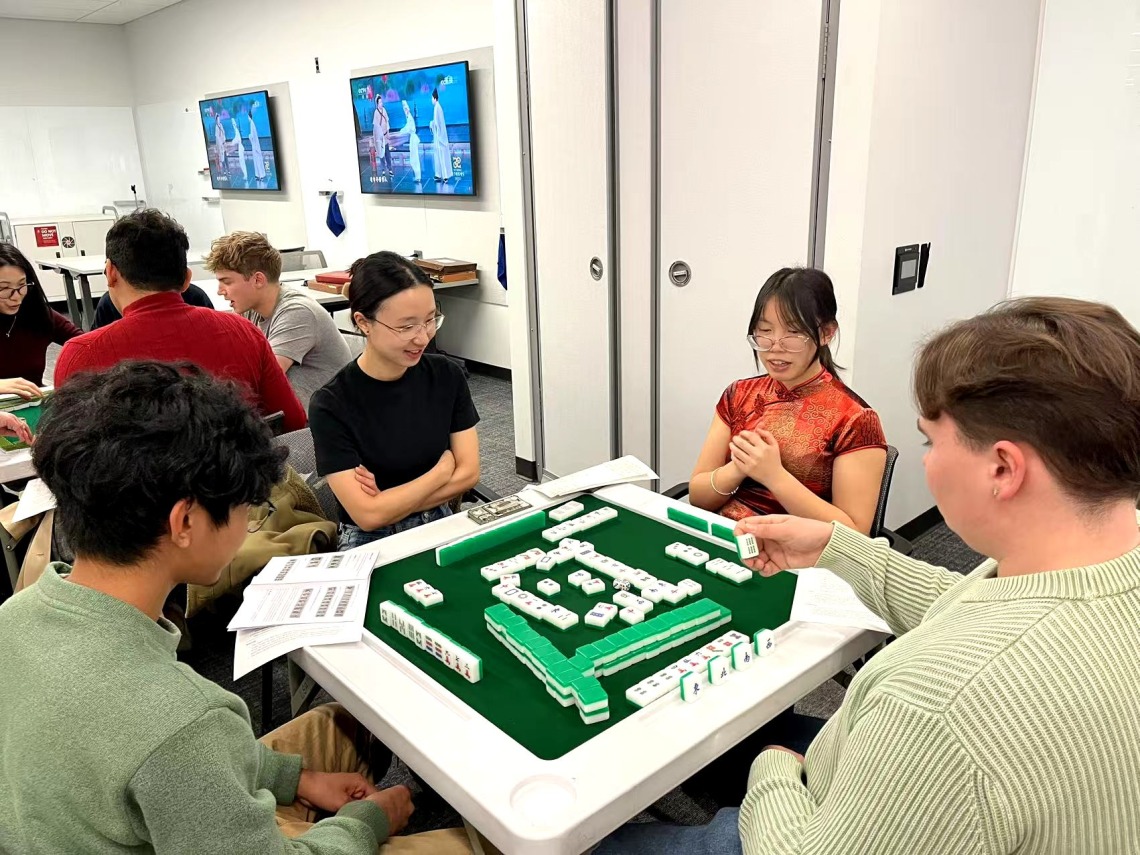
left=37, top=347, right=987, bottom=834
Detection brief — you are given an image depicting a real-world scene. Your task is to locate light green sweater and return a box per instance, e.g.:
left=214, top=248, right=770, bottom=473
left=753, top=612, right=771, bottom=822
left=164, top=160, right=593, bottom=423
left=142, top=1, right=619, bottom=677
left=740, top=524, right=1140, bottom=855
left=0, top=565, right=388, bottom=855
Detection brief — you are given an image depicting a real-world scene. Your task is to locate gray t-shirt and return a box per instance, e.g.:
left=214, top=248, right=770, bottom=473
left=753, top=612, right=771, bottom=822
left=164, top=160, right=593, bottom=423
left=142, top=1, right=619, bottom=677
left=246, top=287, right=352, bottom=411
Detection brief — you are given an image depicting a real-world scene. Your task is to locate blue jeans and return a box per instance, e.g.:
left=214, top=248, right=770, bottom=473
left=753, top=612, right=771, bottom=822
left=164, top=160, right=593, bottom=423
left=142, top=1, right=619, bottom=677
left=337, top=504, right=452, bottom=551
left=594, top=808, right=742, bottom=855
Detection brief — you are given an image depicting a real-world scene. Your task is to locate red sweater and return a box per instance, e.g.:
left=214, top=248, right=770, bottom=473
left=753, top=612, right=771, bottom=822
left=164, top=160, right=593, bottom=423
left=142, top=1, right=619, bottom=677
left=56, top=291, right=306, bottom=431
left=1, top=309, right=81, bottom=385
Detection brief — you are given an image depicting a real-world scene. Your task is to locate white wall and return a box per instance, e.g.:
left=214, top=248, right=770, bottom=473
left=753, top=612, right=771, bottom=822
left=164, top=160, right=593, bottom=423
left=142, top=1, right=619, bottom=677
left=0, top=19, right=134, bottom=108
left=0, top=20, right=145, bottom=221
left=1010, top=0, right=1140, bottom=321
left=826, top=0, right=1042, bottom=528
left=124, top=0, right=522, bottom=374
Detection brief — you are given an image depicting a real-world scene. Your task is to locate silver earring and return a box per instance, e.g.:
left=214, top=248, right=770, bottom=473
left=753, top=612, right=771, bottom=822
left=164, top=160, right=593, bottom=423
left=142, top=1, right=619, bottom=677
left=992, top=488, right=999, bottom=499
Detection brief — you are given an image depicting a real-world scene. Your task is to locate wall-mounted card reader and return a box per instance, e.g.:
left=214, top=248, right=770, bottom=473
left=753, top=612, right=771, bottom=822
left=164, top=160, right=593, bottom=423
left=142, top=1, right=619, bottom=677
left=892, top=242, right=931, bottom=295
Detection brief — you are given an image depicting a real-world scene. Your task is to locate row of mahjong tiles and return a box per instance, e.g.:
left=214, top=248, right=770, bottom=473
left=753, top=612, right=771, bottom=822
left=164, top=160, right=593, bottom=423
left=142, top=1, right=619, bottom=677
left=364, top=493, right=797, bottom=759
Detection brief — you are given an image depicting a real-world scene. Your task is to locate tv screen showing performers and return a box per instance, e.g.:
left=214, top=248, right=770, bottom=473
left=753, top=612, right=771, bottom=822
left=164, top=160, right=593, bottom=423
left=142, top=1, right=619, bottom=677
left=349, top=60, right=476, bottom=196
left=198, top=90, right=281, bottom=191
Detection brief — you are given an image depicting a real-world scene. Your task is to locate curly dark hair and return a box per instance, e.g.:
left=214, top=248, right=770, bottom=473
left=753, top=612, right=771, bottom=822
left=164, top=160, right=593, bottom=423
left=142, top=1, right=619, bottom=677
left=33, top=361, right=287, bottom=564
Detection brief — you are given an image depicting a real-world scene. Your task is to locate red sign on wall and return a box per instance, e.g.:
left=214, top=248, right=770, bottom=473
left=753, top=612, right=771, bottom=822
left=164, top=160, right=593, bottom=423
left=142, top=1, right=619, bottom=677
left=34, top=226, right=59, bottom=248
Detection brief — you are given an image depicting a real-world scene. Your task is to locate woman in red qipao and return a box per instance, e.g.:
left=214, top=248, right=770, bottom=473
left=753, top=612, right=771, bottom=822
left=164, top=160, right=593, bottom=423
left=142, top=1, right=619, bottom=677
left=689, top=267, right=887, bottom=534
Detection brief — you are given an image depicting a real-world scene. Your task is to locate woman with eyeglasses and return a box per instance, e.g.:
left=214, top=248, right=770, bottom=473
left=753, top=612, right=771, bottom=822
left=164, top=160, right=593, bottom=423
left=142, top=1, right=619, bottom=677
left=310, top=251, right=480, bottom=550
left=688, top=267, right=887, bottom=534
left=0, top=243, right=81, bottom=399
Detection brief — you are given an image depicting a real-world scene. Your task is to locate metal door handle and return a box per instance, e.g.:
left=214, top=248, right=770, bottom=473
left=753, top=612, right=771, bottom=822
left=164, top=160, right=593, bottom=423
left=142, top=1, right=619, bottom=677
left=590, top=257, right=604, bottom=280
left=669, top=260, right=691, bottom=287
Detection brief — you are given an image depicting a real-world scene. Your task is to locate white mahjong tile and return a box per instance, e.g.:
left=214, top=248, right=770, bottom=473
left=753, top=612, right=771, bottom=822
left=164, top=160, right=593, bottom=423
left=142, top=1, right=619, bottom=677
left=550, top=610, right=579, bottom=630
left=736, top=532, right=760, bottom=560
left=662, top=585, right=686, bottom=604
left=421, top=589, right=444, bottom=607
left=581, top=578, right=606, bottom=596
left=678, top=579, right=703, bottom=596
left=619, top=606, right=644, bottom=625
left=559, top=538, right=582, bottom=550
left=536, top=555, right=557, bottom=572
left=640, top=586, right=665, bottom=603
left=665, top=542, right=684, bottom=558
left=731, top=642, right=754, bottom=671
left=537, top=578, right=561, bottom=596
left=680, top=669, right=706, bottom=702
left=568, top=569, right=591, bottom=587
left=707, top=654, right=731, bottom=684
left=594, top=602, right=619, bottom=617
left=754, top=629, right=776, bottom=657
left=722, top=630, right=750, bottom=646
left=585, top=608, right=614, bottom=628
left=542, top=528, right=563, bottom=543
left=500, top=573, right=522, bottom=588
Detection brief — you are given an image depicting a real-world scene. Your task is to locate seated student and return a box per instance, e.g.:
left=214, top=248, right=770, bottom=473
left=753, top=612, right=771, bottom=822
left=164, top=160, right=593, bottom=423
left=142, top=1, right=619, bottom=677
left=55, top=208, right=305, bottom=432
left=600, top=297, right=1140, bottom=855
left=91, top=280, right=215, bottom=328
left=206, top=231, right=351, bottom=411
left=0, top=361, right=472, bottom=855
left=0, top=243, right=80, bottom=396
left=688, top=267, right=887, bottom=534
left=310, top=252, right=480, bottom=550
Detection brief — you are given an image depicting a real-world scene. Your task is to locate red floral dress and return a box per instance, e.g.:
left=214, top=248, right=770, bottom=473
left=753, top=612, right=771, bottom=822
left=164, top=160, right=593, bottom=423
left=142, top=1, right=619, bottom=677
left=714, top=369, right=887, bottom=520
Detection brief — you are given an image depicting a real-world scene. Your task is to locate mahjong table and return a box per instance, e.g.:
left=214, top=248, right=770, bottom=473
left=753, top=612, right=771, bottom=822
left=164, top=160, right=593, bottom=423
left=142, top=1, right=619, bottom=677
left=289, top=481, right=886, bottom=854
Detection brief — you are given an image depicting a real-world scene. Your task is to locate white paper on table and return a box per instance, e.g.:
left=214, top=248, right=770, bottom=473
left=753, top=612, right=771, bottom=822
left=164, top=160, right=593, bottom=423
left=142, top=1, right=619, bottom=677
left=790, top=568, right=892, bottom=634
left=248, top=548, right=379, bottom=586
left=13, top=478, right=56, bottom=523
left=533, top=455, right=659, bottom=499
left=233, top=622, right=362, bottom=680
left=228, top=580, right=368, bottom=630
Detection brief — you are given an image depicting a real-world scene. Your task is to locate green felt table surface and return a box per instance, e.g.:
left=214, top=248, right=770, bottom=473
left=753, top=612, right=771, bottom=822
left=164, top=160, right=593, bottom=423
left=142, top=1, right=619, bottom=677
left=0, top=400, right=45, bottom=451
left=364, top=494, right=797, bottom=760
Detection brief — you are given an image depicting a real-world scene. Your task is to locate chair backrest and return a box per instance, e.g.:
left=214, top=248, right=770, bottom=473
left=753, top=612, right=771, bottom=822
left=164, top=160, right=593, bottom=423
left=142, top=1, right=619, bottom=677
left=262, top=411, right=286, bottom=437
left=280, top=249, right=327, bottom=272
left=274, top=427, right=340, bottom=523
left=870, top=445, right=899, bottom=539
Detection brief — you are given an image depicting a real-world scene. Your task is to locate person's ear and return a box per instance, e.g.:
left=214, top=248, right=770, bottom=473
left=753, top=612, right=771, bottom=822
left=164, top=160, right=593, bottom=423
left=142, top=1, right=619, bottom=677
left=167, top=498, right=197, bottom=550
left=819, top=321, right=838, bottom=347
left=989, top=440, right=1028, bottom=500
left=105, top=261, right=122, bottom=289
left=353, top=311, right=369, bottom=334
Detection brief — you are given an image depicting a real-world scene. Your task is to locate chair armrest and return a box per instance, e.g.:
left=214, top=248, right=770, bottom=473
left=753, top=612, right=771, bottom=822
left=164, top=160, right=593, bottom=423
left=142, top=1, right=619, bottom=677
left=662, top=482, right=690, bottom=501
left=880, top=528, right=913, bottom=556
left=468, top=481, right=502, bottom=504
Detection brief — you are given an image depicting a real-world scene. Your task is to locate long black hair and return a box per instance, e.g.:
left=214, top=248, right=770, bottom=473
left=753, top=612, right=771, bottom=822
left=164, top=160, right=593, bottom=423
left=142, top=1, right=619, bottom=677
left=346, top=251, right=433, bottom=331
left=0, top=243, right=53, bottom=336
left=748, top=267, right=842, bottom=376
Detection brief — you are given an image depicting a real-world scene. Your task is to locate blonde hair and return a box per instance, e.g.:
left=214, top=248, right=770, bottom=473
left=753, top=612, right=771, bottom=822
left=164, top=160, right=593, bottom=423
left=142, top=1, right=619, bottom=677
left=204, top=231, right=282, bottom=283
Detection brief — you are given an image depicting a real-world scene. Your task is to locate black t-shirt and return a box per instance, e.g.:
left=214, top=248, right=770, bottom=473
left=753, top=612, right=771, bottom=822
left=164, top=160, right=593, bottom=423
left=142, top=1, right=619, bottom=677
left=92, top=283, right=215, bottom=329
left=310, top=354, right=480, bottom=523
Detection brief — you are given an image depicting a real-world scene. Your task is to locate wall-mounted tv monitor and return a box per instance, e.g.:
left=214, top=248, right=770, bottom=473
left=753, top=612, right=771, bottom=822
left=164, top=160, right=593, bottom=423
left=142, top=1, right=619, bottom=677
left=349, top=60, right=475, bottom=196
left=198, top=89, right=281, bottom=191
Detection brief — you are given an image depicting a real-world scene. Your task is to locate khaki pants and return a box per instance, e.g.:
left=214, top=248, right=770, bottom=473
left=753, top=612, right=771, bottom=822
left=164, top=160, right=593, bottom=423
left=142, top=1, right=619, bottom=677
left=259, top=704, right=473, bottom=854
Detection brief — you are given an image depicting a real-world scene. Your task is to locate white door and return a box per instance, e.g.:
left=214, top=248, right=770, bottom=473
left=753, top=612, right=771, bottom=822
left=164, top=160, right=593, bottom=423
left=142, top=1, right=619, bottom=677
left=526, top=0, right=615, bottom=477
left=656, top=0, right=825, bottom=488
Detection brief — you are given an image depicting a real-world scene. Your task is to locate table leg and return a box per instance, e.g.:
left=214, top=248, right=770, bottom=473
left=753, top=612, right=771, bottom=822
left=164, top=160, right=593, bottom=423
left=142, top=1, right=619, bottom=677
left=77, top=274, right=96, bottom=331
left=287, top=658, right=321, bottom=718
left=60, top=271, right=81, bottom=328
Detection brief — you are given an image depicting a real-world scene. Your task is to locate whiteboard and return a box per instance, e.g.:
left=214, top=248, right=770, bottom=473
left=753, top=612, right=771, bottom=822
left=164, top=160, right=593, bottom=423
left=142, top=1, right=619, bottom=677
left=0, top=106, right=146, bottom=220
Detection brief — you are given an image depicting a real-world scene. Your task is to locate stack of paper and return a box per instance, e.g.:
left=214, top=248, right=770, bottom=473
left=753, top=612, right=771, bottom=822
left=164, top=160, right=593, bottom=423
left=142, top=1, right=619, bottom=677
left=532, top=455, right=658, bottom=499
left=230, top=548, right=380, bottom=679
left=789, top=568, right=892, bottom=634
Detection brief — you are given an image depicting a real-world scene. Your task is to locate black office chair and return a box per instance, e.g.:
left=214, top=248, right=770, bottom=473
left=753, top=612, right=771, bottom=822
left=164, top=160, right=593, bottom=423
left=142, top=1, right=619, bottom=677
left=663, top=444, right=911, bottom=553
left=262, top=411, right=286, bottom=438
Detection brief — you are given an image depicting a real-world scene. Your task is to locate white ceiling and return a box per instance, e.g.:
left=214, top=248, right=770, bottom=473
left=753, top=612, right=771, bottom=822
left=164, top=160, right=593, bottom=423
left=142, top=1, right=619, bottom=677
left=0, top=0, right=183, bottom=25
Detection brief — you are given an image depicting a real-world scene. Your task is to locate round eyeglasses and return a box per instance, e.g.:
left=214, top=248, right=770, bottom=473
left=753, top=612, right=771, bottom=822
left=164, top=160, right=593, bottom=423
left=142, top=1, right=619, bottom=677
left=373, top=312, right=445, bottom=342
left=747, top=332, right=813, bottom=353
left=0, top=284, right=28, bottom=301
